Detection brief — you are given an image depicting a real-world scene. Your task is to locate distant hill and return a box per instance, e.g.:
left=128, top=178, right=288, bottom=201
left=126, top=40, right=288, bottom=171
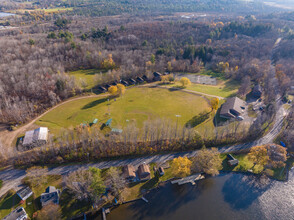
left=66, top=0, right=286, bottom=17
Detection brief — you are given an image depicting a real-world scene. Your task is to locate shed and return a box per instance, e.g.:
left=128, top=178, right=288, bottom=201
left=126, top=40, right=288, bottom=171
left=17, top=186, right=33, bottom=201
left=123, top=165, right=136, bottom=182
left=220, top=97, right=245, bottom=119
left=3, top=207, right=28, bottom=220
left=138, top=163, right=151, bottom=181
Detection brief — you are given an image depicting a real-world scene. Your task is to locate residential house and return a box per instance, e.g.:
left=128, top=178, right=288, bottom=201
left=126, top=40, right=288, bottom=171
left=17, top=186, right=33, bottom=201
left=23, top=127, right=48, bottom=148
left=138, top=163, right=151, bottom=181
left=40, top=186, right=60, bottom=207
left=220, top=97, right=245, bottom=119
left=3, top=207, right=28, bottom=220
left=123, top=165, right=136, bottom=182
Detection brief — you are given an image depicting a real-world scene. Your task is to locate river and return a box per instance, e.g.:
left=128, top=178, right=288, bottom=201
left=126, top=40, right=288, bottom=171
left=0, top=12, right=15, bottom=18
left=104, top=170, right=294, bottom=220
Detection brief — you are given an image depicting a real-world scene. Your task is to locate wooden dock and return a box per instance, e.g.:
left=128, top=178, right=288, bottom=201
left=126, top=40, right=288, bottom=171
left=171, top=174, right=205, bottom=185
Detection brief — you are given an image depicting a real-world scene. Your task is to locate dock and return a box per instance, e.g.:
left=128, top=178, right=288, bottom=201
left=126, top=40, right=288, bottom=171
left=171, top=174, right=205, bottom=185
left=141, top=196, right=149, bottom=203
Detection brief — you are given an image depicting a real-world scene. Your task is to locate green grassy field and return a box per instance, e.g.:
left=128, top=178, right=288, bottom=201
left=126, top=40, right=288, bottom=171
left=169, top=79, right=239, bottom=98
left=69, top=69, right=105, bottom=90
left=36, top=87, right=211, bottom=135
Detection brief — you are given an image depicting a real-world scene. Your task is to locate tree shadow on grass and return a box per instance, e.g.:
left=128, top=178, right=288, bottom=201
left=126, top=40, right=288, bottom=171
left=185, top=111, right=210, bottom=128
left=82, top=98, right=108, bottom=109
left=0, top=193, right=21, bottom=210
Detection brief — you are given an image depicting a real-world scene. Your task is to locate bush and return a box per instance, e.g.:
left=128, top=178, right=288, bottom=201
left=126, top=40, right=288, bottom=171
left=0, top=179, right=3, bottom=189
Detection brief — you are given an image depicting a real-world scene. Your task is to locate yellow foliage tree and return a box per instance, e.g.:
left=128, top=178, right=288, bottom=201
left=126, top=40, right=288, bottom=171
left=108, top=85, right=118, bottom=96
left=117, top=84, right=126, bottom=96
left=102, top=54, right=116, bottom=70
left=167, top=61, right=173, bottom=72
left=210, top=98, right=219, bottom=111
left=180, top=77, right=191, bottom=87
left=248, top=146, right=269, bottom=170
left=171, top=156, right=192, bottom=178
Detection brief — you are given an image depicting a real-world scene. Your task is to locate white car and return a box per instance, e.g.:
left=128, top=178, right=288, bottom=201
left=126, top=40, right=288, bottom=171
left=236, top=116, right=244, bottom=121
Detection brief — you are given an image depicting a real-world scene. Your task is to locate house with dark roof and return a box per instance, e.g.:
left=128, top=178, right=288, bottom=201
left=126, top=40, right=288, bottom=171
left=252, top=84, right=262, bottom=98
left=138, top=163, right=151, bottom=181
left=220, top=97, right=245, bottom=119
left=3, top=207, right=28, bottom=220
left=17, top=186, right=33, bottom=201
left=23, top=127, right=48, bottom=148
left=123, top=165, right=136, bottom=182
left=40, top=186, right=60, bottom=207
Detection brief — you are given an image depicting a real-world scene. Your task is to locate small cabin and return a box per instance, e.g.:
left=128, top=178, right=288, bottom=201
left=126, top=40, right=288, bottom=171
left=98, top=86, right=107, bottom=93
left=136, top=77, right=144, bottom=83
left=138, top=163, right=151, bottom=181
left=120, top=80, right=129, bottom=86
left=129, top=78, right=136, bottom=85
left=153, top=72, right=162, bottom=81
left=142, top=75, right=148, bottom=81
left=123, top=165, right=136, bottom=182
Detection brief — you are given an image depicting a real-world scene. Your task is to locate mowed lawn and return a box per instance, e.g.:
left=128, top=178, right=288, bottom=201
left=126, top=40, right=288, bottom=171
left=36, top=87, right=210, bottom=135
left=170, top=80, right=239, bottom=98
left=69, top=69, right=106, bottom=90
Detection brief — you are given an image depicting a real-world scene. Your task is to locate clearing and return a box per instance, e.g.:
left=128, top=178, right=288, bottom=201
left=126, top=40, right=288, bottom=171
left=35, top=87, right=211, bottom=135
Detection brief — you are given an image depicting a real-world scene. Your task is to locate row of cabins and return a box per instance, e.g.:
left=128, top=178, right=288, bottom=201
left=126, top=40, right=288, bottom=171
left=4, top=186, right=60, bottom=220
left=98, top=72, right=170, bottom=93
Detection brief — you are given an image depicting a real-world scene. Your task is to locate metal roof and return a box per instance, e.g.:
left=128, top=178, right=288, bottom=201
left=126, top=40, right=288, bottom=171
left=23, top=127, right=48, bottom=146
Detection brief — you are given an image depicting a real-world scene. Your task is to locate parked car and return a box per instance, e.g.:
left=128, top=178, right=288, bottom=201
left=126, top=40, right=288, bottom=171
left=236, top=116, right=244, bottom=121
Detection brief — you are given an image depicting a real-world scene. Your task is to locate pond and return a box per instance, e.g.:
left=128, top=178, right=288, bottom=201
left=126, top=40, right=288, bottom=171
left=105, top=171, right=294, bottom=220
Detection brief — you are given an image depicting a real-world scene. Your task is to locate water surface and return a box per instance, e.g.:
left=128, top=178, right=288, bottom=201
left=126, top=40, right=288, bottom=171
left=107, top=171, right=294, bottom=220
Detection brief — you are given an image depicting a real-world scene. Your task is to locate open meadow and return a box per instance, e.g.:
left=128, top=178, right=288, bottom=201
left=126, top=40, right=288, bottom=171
left=35, top=87, right=211, bottom=135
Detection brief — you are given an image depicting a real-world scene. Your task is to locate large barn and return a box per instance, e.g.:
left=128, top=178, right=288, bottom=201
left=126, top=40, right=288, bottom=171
left=23, top=127, right=49, bottom=148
